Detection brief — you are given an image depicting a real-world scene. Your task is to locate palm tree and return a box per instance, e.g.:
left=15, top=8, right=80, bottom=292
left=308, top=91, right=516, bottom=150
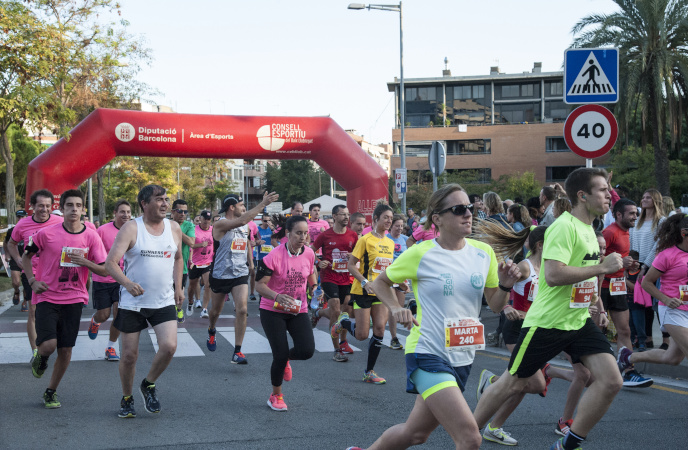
left=572, top=0, right=688, bottom=195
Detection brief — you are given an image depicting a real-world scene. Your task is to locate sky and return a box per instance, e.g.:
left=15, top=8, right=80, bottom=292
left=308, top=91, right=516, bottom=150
left=115, top=0, right=621, bottom=145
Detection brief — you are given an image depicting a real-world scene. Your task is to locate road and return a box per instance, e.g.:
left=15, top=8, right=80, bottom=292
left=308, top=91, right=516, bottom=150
left=1, top=297, right=687, bottom=449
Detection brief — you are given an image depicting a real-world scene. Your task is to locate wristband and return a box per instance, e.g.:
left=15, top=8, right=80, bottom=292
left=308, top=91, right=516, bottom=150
left=498, top=283, right=512, bottom=292
left=28, top=278, right=35, bottom=285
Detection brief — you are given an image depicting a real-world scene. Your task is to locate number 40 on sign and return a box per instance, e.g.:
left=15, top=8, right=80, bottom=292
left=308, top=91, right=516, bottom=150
left=564, top=104, right=618, bottom=159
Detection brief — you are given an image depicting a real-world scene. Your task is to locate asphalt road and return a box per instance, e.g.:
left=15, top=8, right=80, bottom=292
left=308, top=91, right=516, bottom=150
left=1, top=298, right=687, bottom=450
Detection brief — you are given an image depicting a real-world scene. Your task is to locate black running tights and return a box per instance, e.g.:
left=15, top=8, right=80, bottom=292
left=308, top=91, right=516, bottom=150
left=260, top=309, right=315, bottom=387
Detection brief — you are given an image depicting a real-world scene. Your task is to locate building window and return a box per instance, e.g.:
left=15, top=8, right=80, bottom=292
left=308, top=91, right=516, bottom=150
left=447, top=168, right=492, bottom=184
left=501, top=85, right=520, bottom=97
left=546, top=166, right=583, bottom=182
left=446, top=139, right=491, bottom=155
left=403, top=143, right=432, bottom=157
left=546, top=137, right=570, bottom=152
left=495, top=102, right=540, bottom=123
left=549, top=82, right=563, bottom=96
left=233, top=169, right=241, bottom=180
left=406, top=86, right=436, bottom=101
left=545, top=100, right=569, bottom=121
left=453, top=85, right=485, bottom=100
left=521, top=84, right=533, bottom=96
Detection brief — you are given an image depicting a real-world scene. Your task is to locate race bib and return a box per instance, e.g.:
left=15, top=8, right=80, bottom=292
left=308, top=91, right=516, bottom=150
left=570, top=279, right=596, bottom=308
left=680, top=285, right=688, bottom=306
left=610, top=277, right=627, bottom=296
left=527, top=277, right=539, bottom=302
left=444, top=318, right=485, bottom=352
left=333, top=258, right=348, bottom=273
left=273, top=299, right=301, bottom=315
left=231, top=238, right=247, bottom=251
left=260, top=244, right=273, bottom=254
left=372, top=257, right=392, bottom=274
left=60, top=247, right=88, bottom=267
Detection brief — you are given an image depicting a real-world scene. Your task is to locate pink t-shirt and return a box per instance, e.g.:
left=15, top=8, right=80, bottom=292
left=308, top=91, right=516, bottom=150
left=652, top=246, right=688, bottom=311
left=26, top=223, right=107, bottom=305
left=412, top=224, right=439, bottom=243
left=191, top=224, right=214, bottom=267
left=248, top=220, right=259, bottom=241
left=307, top=219, right=329, bottom=243
left=10, top=214, right=63, bottom=273
left=259, top=244, right=315, bottom=314
left=92, top=221, right=122, bottom=283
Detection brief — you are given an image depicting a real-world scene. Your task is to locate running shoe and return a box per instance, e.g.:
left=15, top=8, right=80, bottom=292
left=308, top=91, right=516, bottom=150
left=331, top=312, right=349, bottom=339
left=200, top=308, right=209, bottom=318
left=333, top=350, right=349, bottom=362
left=139, top=379, right=160, bottom=413
left=207, top=328, right=217, bottom=351
left=195, top=300, right=202, bottom=309
left=43, top=390, right=61, bottom=409
left=483, top=423, right=517, bottom=446
left=12, top=291, right=20, bottom=305
left=363, top=370, right=386, bottom=384
left=622, top=370, right=653, bottom=388
left=340, top=340, right=354, bottom=354
left=118, top=396, right=136, bottom=418
left=105, top=347, right=120, bottom=361
left=476, top=369, right=495, bottom=402
left=232, top=352, right=248, bottom=364
left=540, top=363, right=552, bottom=397
left=283, top=361, right=292, bottom=382
left=616, top=346, right=633, bottom=373
left=31, top=354, right=48, bottom=378
left=249, top=294, right=257, bottom=301
left=88, top=316, right=100, bottom=340
left=555, top=417, right=573, bottom=437
left=309, top=307, right=321, bottom=328
left=389, top=337, right=403, bottom=350
left=659, top=342, right=669, bottom=350
left=20, top=302, right=28, bottom=312
left=176, top=307, right=185, bottom=324
left=267, top=393, right=288, bottom=411
left=186, top=303, right=193, bottom=316
left=550, top=437, right=581, bottom=450
left=30, top=348, right=37, bottom=364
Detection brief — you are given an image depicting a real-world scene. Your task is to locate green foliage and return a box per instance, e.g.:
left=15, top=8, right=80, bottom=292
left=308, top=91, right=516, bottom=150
left=491, top=172, right=540, bottom=201
left=265, top=161, right=338, bottom=209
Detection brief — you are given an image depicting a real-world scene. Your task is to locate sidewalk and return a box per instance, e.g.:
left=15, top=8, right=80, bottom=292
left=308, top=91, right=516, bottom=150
left=479, top=305, right=688, bottom=381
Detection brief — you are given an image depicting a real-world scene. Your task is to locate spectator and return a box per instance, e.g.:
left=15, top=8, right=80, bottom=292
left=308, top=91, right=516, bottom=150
left=553, top=198, right=572, bottom=219
left=406, top=208, right=417, bottom=235
left=538, top=186, right=557, bottom=226
left=483, top=192, right=509, bottom=228
left=506, top=204, right=531, bottom=232
left=526, top=196, right=541, bottom=225
left=662, top=196, right=676, bottom=217
left=469, top=193, right=487, bottom=220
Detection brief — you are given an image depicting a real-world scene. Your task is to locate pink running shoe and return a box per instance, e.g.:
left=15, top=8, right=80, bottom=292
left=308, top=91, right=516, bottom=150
left=267, top=393, right=288, bottom=411
left=284, top=361, right=292, bottom=382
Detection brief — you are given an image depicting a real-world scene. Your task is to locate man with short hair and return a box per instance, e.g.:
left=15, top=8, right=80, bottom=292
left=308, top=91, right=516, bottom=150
left=7, top=189, right=63, bottom=361
left=474, top=168, right=624, bottom=450
left=187, top=210, right=214, bottom=318
left=307, top=203, right=330, bottom=244
left=171, top=199, right=195, bottom=323
left=539, top=186, right=558, bottom=226
left=290, top=201, right=304, bottom=216
left=350, top=212, right=367, bottom=237
left=405, top=208, right=417, bottom=235
left=87, top=199, right=132, bottom=361
left=468, top=194, right=487, bottom=220
left=106, top=185, right=184, bottom=418
left=24, top=189, right=108, bottom=408
left=601, top=198, right=652, bottom=387
left=5, top=209, right=29, bottom=308
left=207, top=191, right=278, bottom=364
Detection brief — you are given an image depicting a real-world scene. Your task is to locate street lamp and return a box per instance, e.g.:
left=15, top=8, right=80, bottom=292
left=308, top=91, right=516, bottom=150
left=348, top=2, right=406, bottom=213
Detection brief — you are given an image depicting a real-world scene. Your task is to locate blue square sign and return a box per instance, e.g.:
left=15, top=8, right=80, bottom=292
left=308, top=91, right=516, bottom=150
left=564, top=48, right=618, bottom=104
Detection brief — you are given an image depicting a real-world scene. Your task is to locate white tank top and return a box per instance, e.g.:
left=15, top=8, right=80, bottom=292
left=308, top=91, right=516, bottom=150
left=119, top=217, right=177, bottom=311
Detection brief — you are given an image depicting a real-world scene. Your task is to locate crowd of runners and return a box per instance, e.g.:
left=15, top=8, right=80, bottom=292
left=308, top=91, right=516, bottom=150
left=4, top=167, right=688, bottom=449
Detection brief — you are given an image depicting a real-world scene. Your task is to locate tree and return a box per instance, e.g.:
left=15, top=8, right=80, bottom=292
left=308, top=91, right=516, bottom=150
left=572, top=0, right=688, bottom=195
left=265, top=160, right=317, bottom=208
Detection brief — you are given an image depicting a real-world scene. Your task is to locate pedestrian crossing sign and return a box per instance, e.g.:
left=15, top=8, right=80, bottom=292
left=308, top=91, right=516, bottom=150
left=564, top=48, right=618, bottom=104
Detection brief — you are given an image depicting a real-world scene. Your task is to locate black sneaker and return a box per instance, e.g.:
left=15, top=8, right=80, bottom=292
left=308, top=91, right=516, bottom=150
left=43, top=390, right=61, bottom=409
left=118, top=396, right=136, bottom=418
left=31, top=354, right=48, bottom=378
left=139, top=379, right=161, bottom=413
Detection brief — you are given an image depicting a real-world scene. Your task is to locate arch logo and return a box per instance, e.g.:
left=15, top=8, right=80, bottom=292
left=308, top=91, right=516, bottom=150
left=256, top=124, right=285, bottom=151
left=115, top=123, right=135, bottom=142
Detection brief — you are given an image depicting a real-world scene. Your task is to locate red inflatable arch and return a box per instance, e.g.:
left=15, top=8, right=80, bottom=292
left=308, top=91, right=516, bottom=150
left=26, top=109, right=389, bottom=219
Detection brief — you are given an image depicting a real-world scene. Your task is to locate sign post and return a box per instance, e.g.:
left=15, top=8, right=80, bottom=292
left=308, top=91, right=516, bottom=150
left=394, top=168, right=407, bottom=199
left=428, top=141, right=446, bottom=192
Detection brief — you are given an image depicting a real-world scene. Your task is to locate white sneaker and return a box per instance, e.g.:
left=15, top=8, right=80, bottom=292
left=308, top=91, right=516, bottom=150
left=200, top=308, right=209, bottom=318
left=482, top=423, right=517, bottom=446
left=186, top=303, right=193, bottom=316
left=195, top=300, right=202, bottom=309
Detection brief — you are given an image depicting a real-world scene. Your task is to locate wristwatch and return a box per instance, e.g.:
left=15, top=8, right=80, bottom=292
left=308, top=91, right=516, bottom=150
left=361, top=279, right=369, bottom=288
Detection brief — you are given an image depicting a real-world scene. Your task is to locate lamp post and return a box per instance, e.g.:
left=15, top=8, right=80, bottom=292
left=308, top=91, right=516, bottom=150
left=348, top=2, right=406, bottom=213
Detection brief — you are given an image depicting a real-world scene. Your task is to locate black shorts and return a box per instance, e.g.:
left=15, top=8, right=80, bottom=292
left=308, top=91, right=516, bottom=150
left=502, top=317, right=524, bottom=345
left=322, top=282, right=351, bottom=305
left=508, top=318, right=613, bottom=378
left=189, top=265, right=211, bottom=280
left=351, top=293, right=382, bottom=310
left=92, top=281, right=119, bottom=310
left=35, top=302, right=83, bottom=348
left=20, top=272, right=32, bottom=301
left=113, top=305, right=176, bottom=333
left=210, top=275, right=249, bottom=294
left=9, top=257, right=20, bottom=272
left=601, top=287, right=628, bottom=312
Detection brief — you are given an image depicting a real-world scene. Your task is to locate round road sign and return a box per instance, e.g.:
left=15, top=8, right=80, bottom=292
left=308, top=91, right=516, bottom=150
left=563, top=104, right=618, bottom=159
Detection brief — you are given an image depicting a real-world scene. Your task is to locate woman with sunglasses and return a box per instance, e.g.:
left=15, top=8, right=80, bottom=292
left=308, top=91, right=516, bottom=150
left=332, top=203, right=395, bottom=385
left=346, top=184, right=520, bottom=450
left=255, top=215, right=317, bottom=411
left=619, top=214, right=688, bottom=373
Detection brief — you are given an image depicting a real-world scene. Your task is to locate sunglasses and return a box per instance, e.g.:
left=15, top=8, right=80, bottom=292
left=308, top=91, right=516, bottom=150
left=173, top=209, right=188, bottom=214
left=436, top=204, right=473, bottom=216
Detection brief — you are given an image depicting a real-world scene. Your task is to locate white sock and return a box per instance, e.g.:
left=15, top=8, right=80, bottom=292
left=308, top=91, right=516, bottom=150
left=108, top=340, right=117, bottom=349
left=92, top=314, right=101, bottom=325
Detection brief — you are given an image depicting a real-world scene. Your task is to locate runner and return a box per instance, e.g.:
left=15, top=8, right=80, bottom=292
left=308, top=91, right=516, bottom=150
left=307, top=203, right=330, bottom=244
left=206, top=191, right=278, bottom=364
left=619, top=213, right=688, bottom=375
left=187, top=210, right=214, bottom=319
left=406, top=222, right=439, bottom=248
left=4, top=209, right=28, bottom=308
left=106, top=184, right=184, bottom=418
left=171, top=199, right=195, bottom=323
left=7, top=189, right=63, bottom=361
left=255, top=215, right=317, bottom=411
left=332, top=203, right=395, bottom=384
left=311, top=204, right=358, bottom=361
left=387, top=214, right=409, bottom=350
left=247, top=215, right=260, bottom=301
left=87, top=199, right=132, bottom=361
left=346, top=184, right=520, bottom=450
left=24, top=189, right=108, bottom=409
left=350, top=212, right=367, bottom=237
left=473, top=168, right=624, bottom=450
left=290, top=201, right=304, bottom=216
left=250, top=215, right=273, bottom=300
